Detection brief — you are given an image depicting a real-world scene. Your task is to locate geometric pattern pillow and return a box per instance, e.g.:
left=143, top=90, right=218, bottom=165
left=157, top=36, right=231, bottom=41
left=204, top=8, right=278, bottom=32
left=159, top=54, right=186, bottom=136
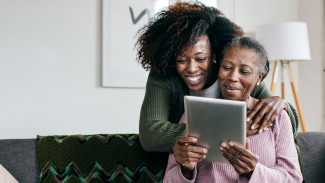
left=37, top=134, right=169, bottom=183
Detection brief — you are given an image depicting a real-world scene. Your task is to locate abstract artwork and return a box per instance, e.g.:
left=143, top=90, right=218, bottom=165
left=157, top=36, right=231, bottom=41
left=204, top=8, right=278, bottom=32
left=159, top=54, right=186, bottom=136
left=102, top=0, right=168, bottom=88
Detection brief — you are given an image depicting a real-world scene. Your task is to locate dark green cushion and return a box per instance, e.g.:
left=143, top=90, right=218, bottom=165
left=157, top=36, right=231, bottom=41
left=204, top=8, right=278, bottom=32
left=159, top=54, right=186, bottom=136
left=37, top=134, right=169, bottom=183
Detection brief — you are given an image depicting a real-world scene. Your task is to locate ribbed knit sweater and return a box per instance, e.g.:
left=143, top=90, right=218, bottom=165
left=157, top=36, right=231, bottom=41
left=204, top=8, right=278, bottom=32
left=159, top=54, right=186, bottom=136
left=163, top=111, right=303, bottom=183
left=139, top=73, right=300, bottom=153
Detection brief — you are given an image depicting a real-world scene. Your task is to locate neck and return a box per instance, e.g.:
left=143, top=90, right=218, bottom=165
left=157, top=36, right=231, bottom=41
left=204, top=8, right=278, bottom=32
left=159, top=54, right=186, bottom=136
left=203, top=69, right=218, bottom=89
left=245, top=96, right=256, bottom=112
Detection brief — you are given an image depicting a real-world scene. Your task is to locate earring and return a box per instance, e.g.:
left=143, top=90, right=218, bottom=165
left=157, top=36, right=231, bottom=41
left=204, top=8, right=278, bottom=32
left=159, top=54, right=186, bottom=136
left=213, top=60, right=217, bottom=63
left=256, top=82, right=260, bottom=87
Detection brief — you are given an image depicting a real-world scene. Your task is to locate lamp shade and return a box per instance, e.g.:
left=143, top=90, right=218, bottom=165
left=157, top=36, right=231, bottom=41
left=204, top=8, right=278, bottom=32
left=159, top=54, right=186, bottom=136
left=256, top=22, right=311, bottom=61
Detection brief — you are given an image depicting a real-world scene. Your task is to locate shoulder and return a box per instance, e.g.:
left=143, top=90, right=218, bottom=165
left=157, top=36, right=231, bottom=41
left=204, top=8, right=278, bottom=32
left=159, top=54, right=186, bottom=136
left=273, top=110, right=293, bottom=134
left=275, top=110, right=290, bottom=124
left=250, top=81, right=273, bottom=99
left=147, top=72, right=187, bottom=95
left=147, top=72, right=181, bottom=87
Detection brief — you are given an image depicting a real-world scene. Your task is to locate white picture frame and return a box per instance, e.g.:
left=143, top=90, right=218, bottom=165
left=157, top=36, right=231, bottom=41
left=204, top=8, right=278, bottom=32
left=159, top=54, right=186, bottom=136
left=102, top=0, right=169, bottom=88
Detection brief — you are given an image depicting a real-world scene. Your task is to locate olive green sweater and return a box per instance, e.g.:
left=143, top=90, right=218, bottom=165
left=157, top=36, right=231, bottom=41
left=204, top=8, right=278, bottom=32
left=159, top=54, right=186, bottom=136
left=139, top=73, right=300, bottom=152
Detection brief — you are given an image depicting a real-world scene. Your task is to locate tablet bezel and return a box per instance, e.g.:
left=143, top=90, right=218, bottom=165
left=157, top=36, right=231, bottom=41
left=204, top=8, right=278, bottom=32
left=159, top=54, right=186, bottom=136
left=184, top=96, right=246, bottom=163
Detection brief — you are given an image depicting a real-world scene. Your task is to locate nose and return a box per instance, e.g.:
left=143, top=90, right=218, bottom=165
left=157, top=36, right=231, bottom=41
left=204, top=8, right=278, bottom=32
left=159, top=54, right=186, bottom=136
left=228, top=69, right=239, bottom=82
left=186, top=60, right=198, bottom=74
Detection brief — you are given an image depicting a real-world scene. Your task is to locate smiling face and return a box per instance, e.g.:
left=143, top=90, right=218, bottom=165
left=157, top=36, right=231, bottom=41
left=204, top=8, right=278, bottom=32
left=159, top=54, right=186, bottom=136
left=218, top=47, right=264, bottom=101
left=176, top=35, right=214, bottom=91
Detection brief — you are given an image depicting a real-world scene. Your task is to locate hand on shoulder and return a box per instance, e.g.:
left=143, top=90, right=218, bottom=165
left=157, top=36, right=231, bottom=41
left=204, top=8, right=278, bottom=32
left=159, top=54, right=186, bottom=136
left=246, top=96, right=287, bottom=136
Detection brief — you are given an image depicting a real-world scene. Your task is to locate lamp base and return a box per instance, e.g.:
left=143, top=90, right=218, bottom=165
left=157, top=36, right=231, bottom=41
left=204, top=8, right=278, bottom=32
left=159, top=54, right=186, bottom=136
left=270, top=61, right=307, bottom=132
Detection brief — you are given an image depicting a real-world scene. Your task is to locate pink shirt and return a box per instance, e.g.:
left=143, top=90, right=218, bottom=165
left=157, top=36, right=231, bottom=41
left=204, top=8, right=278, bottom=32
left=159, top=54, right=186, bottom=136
left=0, top=164, right=18, bottom=183
left=163, top=110, right=303, bottom=183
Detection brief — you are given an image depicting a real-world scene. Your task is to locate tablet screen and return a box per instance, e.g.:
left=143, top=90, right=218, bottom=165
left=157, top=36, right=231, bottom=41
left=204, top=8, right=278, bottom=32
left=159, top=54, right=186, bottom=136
left=184, top=96, right=246, bottom=163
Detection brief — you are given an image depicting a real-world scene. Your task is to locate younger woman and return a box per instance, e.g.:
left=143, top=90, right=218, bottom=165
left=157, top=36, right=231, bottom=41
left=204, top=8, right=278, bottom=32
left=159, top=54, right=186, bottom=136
left=136, top=2, right=300, bottom=154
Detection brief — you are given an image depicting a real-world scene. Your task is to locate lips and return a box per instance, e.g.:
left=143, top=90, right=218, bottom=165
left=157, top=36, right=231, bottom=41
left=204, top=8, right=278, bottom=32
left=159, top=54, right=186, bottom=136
left=187, top=75, right=202, bottom=82
left=225, top=85, right=240, bottom=90
left=224, top=85, right=241, bottom=93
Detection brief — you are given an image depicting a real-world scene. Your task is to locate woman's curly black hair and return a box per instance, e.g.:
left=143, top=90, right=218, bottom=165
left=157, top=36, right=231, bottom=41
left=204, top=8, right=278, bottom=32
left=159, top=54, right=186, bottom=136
left=135, top=2, right=244, bottom=75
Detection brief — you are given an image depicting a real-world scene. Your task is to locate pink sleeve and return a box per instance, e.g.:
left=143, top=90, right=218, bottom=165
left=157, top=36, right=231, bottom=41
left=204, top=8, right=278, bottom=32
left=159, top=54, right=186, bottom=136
left=179, top=113, right=186, bottom=124
left=163, top=153, right=197, bottom=183
left=163, top=113, right=198, bottom=182
left=0, top=164, right=18, bottom=183
left=239, top=111, right=303, bottom=183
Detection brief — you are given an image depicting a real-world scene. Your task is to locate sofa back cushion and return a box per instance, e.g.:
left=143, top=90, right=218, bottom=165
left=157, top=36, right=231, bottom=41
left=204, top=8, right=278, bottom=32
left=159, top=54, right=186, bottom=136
left=37, top=134, right=169, bottom=182
left=298, top=132, right=325, bottom=183
left=0, top=139, right=39, bottom=182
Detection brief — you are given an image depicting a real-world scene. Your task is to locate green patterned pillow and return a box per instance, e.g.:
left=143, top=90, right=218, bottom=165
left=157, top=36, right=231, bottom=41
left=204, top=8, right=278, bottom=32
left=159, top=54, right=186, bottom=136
left=37, top=134, right=169, bottom=183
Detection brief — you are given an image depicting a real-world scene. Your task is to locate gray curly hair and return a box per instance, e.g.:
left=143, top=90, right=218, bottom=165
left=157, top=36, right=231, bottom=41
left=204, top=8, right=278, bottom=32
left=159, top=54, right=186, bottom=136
left=220, top=37, right=270, bottom=81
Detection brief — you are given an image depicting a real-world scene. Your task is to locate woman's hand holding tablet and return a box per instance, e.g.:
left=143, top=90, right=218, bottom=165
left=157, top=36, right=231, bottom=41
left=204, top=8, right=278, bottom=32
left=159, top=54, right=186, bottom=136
left=219, top=139, right=259, bottom=179
left=173, top=134, right=208, bottom=180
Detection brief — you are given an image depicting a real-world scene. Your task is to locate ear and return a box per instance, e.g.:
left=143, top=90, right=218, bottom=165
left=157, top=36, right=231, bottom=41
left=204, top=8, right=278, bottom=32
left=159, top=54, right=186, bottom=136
left=212, top=55, right=217, bottom=64
left=256, top=73, right=264, bottom=87
left=213, top=55, right=216, bottom=61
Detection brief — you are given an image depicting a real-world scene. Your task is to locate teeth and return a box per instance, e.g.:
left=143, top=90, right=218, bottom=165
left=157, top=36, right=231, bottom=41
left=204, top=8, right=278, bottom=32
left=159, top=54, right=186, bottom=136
left=187, top=75, right=202, bottom=82
left=226, top=86, right=238, bottom=90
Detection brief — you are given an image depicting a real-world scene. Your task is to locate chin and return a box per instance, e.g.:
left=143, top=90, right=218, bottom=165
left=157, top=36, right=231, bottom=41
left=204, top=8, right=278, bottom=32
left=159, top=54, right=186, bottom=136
left=223, top=96, right=239, bottom=101
left=222, top=93, right=242, bottom=101
left=188, top=85, right=204, bottom=91
left=186, top=81, right=205, bottom=91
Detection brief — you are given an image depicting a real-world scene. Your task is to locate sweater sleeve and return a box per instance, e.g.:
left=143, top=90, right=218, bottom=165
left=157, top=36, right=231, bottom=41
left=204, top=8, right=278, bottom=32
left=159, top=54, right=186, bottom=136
left=238, top=111, right=303, bottom=183
left=139, top=73, right=186, bottom=152
left=250, top=81, right=299, bottom=139
left=163, top=153, right=197, bottom=183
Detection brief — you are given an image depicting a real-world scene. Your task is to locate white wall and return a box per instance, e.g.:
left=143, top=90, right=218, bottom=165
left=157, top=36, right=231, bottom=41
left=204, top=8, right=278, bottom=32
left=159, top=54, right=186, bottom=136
left=0, top=0, right=146, bottom=139
left=298, top=0, right=324, bottom=131
left=0, top=0, right=323, bottom=139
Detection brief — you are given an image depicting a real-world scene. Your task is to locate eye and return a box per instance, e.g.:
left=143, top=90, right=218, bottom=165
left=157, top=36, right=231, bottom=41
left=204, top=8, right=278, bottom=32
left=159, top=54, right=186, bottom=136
left=197, top=58, right=207, bottom=62
left=222, top=66, right=231, bottom=70
left=177, top=60, right=187, bottom=63
left=241, top=70, right=251, bottom=75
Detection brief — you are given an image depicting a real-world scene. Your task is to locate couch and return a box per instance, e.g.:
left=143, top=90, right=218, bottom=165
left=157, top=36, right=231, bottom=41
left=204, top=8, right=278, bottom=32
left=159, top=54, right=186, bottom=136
left=0, top=132, right=324, bottom=183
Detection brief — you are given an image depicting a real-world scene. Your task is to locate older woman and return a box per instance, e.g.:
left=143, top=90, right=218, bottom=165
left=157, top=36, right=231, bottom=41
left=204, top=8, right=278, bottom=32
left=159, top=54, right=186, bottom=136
left=136, top=2, right=299, bottom=155
left=164, top=37, right=302, bottom=182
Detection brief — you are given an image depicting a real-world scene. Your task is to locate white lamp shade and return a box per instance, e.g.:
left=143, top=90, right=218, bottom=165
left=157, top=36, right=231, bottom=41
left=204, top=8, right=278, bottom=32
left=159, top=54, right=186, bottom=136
left=256, top=22, right=311, bottom=61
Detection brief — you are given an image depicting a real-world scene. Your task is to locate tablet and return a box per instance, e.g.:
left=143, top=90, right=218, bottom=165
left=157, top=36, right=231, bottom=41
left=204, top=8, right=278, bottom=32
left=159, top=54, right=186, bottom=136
left=184, top=96, right=246, bottom=163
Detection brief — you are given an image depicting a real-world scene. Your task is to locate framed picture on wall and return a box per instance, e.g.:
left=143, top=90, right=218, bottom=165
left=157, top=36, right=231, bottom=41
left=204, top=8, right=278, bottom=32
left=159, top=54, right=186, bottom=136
left=102, top=0, right=169, bottom=88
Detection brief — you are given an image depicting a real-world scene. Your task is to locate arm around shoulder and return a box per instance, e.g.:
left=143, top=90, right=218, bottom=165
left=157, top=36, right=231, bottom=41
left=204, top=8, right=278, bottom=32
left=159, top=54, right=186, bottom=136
left=139, top=73, right=186, bottom=152
left=250, top=81, right=299, bottom=138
